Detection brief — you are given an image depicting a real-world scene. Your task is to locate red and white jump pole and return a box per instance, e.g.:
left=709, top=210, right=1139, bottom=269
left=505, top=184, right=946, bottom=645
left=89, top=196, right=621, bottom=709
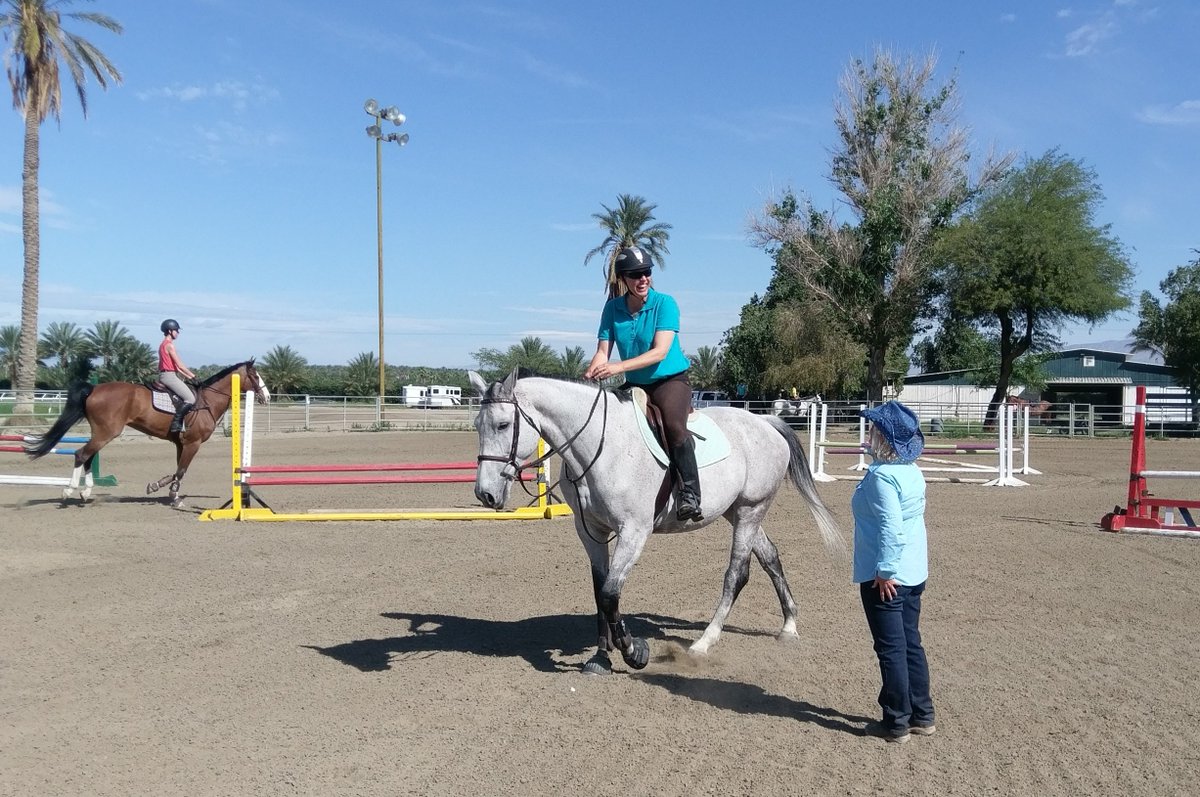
left=1101, top=385, right=1200, bottom=537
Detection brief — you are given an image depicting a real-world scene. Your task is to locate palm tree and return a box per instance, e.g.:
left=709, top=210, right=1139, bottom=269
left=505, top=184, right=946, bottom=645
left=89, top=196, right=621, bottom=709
left=0, top=325, right=22, bottom=386
left=584, top=194, right=673, bottom=299
left=2, top=0, right=122, bottom=417
left=345, top=352, right=380, bottom=397
left=260, top=344, right=310, bottom=396
left=39, top=320, right=89, bottom=367
left=688, top=345, right=722, bottom=389
left=97, top=337, right=155, bottom=382
left=85, top=319, right=133, bottom=370
left=557, top=345, right=587, bottom=379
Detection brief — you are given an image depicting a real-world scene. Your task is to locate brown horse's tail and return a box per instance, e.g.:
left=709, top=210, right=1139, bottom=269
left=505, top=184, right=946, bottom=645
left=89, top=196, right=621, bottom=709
left=25, top=382, right=93, bottom=459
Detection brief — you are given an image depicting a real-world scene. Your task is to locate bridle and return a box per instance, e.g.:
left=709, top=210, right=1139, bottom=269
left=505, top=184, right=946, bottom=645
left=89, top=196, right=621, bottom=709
left=476, top=384, right=613, bottom=542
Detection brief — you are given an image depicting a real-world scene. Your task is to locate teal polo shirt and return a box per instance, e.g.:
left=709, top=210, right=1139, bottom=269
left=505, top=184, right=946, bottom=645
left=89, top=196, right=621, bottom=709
left=597, top=288, right=691, bottom=385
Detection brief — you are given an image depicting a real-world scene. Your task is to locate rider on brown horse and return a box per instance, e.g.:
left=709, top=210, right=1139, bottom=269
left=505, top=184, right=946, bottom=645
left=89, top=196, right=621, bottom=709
left=158, top=319, right=196, bottom=433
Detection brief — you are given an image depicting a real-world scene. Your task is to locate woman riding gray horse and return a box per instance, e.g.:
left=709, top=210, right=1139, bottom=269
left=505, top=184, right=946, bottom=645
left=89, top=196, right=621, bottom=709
left=470, top=369, right=844, bottom=676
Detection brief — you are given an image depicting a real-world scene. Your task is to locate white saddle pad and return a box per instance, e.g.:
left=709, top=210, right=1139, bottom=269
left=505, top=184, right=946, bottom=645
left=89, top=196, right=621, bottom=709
left=151, top=391, right=177, bottom=413
left=630, top=388, right=731, bottom=469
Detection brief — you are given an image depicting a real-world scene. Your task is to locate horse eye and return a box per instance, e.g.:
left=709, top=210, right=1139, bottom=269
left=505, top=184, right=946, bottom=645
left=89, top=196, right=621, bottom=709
left=497, top=422, right=510, bottom=431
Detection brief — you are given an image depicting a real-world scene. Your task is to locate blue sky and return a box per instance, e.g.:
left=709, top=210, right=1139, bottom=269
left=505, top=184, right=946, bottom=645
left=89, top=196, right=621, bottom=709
left=1, top=0, right=1196, bottom=368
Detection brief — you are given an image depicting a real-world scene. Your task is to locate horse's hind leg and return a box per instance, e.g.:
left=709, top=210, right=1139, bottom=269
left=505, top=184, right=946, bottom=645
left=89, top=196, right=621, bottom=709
left=690, top=507, right=759, bottom=655
left=65, top=441, right=107, bottom=502
left=750, top=527, right=800, bottom=642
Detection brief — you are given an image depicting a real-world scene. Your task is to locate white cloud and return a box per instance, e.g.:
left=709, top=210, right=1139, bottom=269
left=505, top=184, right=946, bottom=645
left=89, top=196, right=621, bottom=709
left=1137, top=99, right=1200, bottom=125
left=1057, top=8, right=1073, bottom=18
left=1065, top=18, right=1117, bottom=55
left=550, top=222, right=598, bottom=232
left=136, top=80, right=280, bottom=112
left=1000, top=13, right=1017, bottom=23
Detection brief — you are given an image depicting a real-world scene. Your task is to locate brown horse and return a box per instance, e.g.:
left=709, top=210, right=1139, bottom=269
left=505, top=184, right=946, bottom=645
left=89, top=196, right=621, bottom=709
left=25, top=360, right=269, bottom=507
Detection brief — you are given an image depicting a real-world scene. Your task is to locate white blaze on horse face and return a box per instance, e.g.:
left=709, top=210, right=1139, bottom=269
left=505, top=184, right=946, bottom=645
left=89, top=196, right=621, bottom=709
left=475, top=401, right=518, bottom=508
left=257, top=377, right=271, bottom=403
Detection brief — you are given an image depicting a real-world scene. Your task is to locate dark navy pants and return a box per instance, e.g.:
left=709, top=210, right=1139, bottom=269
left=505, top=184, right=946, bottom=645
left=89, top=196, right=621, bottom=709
left=859, top=581, right=934, bottom=734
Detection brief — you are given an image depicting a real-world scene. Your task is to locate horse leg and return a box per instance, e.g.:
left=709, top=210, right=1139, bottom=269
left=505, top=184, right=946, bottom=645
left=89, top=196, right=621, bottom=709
left=148, top=440, right=196, bottom=508
left=596, top=524, right=652, bottom=672
left=575, top=516, right=617, bottom=675
left=750, top=527, right=800, bottom=642
left=690, top=506, right=760, bottom=655
left=65, top=439, right=110, bottom=502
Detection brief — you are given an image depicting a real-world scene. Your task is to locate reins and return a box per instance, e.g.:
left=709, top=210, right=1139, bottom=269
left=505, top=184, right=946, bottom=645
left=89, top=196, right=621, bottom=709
left=477, top=383, right=615, bottom=544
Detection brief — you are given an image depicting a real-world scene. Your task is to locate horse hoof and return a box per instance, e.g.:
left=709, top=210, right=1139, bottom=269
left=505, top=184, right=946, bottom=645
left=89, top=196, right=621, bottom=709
left=170, top=496, right=184, bottom=509
left=621, top=638, right=650, bottom=670
left=146, top=482, right=159, bottom=494
left=61, top=489, right=74, bottom=501
left=79, top=489, right=93, bottom=502
left=582, top=653, right=612, bottom=676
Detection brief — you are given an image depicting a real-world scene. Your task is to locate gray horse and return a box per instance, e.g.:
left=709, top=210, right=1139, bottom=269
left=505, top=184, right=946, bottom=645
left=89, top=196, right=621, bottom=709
left=469, top=370, right=844, bottom=676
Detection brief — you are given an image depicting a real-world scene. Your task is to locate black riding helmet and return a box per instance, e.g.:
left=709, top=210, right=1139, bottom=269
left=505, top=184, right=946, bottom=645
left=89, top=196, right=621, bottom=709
left=613, top=246, right=652, bottom=275
left=161, top=318, right=181, bottom=334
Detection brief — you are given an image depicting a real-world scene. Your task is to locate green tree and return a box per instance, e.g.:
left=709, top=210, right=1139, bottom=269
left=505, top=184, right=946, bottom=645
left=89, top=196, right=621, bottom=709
left=557, top=345, right=587, bottom=379
left=2, top=0, right=122, bottom=416
left=584, top=194, right=673, bottom=299
left=0, top=325, right=23, bottom=386
left=39, top=320, right=89, bottom=366
left=97, top=337, right=155, bottom=382
left=938, top=150, right=1134, bottom=420
left=260, top=344, right=310, bottom=395
left=344, top=352, right=379, bottom=397
left=912, top=316, right=991, bottom=374
left=1132, top=250, right=1200, bottom=424
left=472, top=336, right=560, bottom=381
left=84, top=319, right=133, bottom=370
left=688, top=346, right=722, bottom=389
left=750, top=49, right=1008, bottom=401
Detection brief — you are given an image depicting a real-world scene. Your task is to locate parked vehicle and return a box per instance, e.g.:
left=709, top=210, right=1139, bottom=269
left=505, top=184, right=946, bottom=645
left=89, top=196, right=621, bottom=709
left=692, top=390, right=731, bottom=408
left=419, top=384, right=462, bottom=408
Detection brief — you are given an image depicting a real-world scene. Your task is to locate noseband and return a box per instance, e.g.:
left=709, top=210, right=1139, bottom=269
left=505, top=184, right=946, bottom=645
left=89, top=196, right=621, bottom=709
left=476, top=397, right=527, bottom=483
left=476, top=387, right=610, bottom=484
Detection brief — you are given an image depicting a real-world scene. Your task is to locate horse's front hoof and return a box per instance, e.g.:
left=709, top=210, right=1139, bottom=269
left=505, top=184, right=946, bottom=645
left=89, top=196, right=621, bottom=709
left=61, top=488, right=75, bottom=501
left=621, top=638, right=650, bottom=670
left=582, top=652, right=612, bottom=676
left=146, top=482, right=159, bottom=494
left=170, top=496, right=184, bottom=509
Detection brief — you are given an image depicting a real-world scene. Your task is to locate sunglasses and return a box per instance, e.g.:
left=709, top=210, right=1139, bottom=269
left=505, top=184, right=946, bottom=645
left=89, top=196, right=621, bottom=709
left=623, top=268, right=652, bottom=280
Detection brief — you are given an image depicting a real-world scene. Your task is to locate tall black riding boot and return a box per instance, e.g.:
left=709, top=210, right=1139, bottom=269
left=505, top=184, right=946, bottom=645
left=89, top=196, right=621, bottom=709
left=671, top=439, right=703, bottom=522
left=169, top=402, right=193, bottom=434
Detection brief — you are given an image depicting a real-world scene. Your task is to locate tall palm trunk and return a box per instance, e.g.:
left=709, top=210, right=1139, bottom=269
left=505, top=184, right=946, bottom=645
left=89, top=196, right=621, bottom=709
left=14, top=108, right=41, bottom=418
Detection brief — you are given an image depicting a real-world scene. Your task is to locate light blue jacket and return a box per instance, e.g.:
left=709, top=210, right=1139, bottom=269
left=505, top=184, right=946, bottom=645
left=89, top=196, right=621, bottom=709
left=851, top=461, right=929, bottom=585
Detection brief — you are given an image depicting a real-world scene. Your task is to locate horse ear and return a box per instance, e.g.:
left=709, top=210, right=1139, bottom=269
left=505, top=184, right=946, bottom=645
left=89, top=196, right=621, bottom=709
left=502, top=367, right=519, bottom=394
left=467, top=370, right=488, bottom=396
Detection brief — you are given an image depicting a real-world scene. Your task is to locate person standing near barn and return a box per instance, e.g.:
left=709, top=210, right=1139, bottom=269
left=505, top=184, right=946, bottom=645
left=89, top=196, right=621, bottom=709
left=158, top=319, right=197, bottom=433
left=852, top=400, right=936, bottom=744
left=584, top=245, right=702, bottom=522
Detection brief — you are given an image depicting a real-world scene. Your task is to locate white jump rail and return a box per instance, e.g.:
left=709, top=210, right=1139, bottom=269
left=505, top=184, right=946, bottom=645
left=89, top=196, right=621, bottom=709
left=807, top=402, right=1038, bottom=487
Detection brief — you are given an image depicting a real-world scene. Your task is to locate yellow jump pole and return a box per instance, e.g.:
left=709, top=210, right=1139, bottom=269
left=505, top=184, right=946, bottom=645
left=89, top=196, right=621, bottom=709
left=198, top=374, right=243, bottom=521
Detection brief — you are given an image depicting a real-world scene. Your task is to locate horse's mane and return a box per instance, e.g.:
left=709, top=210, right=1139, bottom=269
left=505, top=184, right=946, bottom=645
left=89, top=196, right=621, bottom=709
left=199, top=359, right=256, bottom=388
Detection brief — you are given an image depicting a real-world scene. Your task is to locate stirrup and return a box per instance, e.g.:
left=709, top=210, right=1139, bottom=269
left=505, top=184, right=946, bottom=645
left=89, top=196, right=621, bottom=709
left=677, top=500, right=703, bottom=522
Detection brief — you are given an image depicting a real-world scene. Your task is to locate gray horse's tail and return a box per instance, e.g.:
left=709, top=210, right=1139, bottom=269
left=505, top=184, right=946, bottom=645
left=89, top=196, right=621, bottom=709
left=25, top=382, right=93, bottom=459
left=767, top=415, right=847, bottom=556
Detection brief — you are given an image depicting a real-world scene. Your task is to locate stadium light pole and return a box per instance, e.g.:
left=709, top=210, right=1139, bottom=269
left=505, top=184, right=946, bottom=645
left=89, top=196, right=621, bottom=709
left=364, top=98, right=409, bottom=400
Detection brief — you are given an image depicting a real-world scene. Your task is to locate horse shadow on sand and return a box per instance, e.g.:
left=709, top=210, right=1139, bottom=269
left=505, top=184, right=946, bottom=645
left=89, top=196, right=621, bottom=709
left=306, top=610, right=700, bottom=674
left=305, top=611, right=869, bottom=734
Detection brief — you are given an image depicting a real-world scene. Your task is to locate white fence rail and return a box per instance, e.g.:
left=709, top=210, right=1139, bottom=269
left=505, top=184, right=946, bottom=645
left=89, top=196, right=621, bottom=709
left=1, top=390, right=1195, bottom=437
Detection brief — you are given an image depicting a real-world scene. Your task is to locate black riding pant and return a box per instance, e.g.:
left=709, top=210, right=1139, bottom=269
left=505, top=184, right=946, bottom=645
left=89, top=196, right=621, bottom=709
left=634, top=372, right=692, bottom=449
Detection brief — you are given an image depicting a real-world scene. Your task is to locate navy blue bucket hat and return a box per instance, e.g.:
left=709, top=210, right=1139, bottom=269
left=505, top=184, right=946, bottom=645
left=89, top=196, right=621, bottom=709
left=860, top=400, right=925, bottom=464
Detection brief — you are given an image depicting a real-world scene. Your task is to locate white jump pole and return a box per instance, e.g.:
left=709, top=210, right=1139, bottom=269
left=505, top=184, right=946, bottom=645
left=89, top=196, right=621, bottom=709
left=811, top=402, right=836, bottom=482
left=983, top=403, right=1029, bottom=487
left=1018, top=405, right=1042, bottom=476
